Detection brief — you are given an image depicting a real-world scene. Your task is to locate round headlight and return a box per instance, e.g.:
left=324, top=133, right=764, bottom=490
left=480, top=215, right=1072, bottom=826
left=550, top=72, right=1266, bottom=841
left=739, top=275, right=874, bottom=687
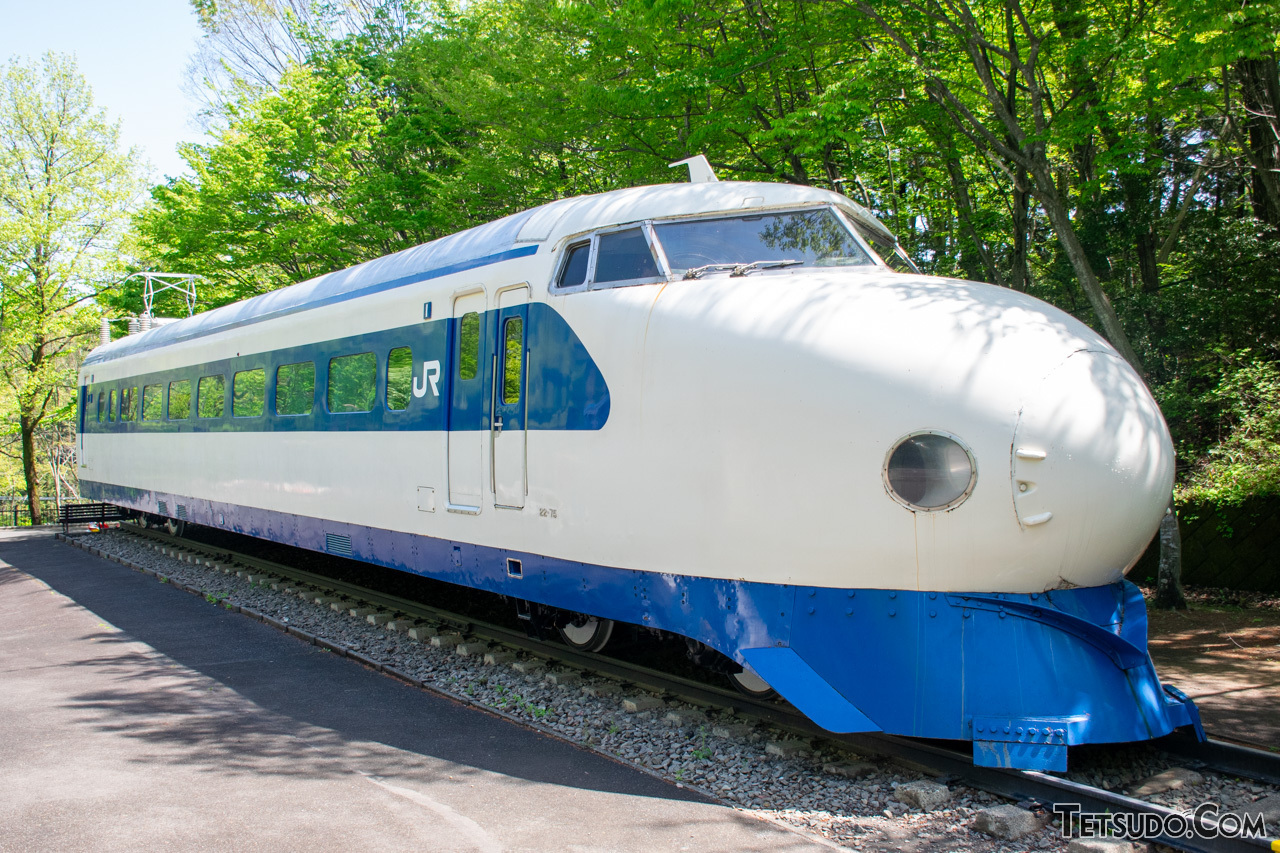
left=883, top=431, right=977, bottom=511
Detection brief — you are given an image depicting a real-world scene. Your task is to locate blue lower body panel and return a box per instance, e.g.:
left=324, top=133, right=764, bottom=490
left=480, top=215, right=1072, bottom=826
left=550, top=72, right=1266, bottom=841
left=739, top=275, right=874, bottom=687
left=83, top=479, right=1201, bottom=770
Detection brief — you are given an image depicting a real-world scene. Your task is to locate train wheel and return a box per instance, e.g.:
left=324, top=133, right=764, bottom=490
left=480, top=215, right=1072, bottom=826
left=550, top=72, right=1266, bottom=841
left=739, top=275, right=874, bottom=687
left=728, top=666, right=777, bottom=699
left=557, top=615, right=614, bottom=653
left=164, top=518, right=186, bottom=538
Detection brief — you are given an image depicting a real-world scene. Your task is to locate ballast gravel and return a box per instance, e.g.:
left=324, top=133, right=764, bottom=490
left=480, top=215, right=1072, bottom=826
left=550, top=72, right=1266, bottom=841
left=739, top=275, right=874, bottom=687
left=65, top=529, right=1280, bottom=851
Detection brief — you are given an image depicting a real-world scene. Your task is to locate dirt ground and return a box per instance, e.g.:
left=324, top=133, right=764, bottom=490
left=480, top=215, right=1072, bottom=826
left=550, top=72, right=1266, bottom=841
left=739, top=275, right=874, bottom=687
left=1144, top=587, right=1280, bottom=749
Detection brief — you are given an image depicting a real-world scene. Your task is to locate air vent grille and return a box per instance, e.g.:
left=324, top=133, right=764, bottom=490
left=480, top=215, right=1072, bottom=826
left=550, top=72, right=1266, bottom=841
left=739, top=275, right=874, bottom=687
left=157, top=500, right=168, bottom=516
left=326, top=532, right=352, bottom=557
left=176, top=504, right=188, bottom=521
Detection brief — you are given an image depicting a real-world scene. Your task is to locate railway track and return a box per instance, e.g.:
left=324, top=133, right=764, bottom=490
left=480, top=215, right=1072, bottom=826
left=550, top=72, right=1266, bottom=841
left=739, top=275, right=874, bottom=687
left=82, top=524, right=1280, bottom=853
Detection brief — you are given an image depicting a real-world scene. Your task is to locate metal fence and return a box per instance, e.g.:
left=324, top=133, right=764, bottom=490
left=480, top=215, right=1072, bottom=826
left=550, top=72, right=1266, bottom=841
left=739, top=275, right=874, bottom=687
left=1176, top=496, right=1280, bottom=592
left=1131, top=495, right=1280, bottom=593
left=0, top=503, right=35, bottom=527
left=0, top=498, right=97, bottom=528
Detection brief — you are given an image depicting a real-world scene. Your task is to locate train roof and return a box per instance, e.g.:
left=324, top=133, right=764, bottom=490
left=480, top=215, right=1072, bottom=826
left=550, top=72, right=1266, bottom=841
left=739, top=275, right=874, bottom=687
left=84, top=180, right=887, bottom=367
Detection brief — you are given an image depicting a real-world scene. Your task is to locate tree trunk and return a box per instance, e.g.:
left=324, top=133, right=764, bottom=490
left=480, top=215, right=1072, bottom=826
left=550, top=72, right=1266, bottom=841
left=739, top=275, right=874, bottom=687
left=1098, top=113, right=1164, bottom=295
left=1153, top=501, right=1188, bottom=610
left=1030, top=176, right=1145, bottom=371
left=1236, top=54, right=1280, bottom=226
left=1004, top=5, right=1029, bottom=292
left=1009, top=169, right=1030, bottom=291
left=50, top=436, right=64, bottom=520
left=1135, top=229, right=1161, bottom=294
left=943, top=154, right=1005, bottom=287
left=20, top=414, right=42, bottom=526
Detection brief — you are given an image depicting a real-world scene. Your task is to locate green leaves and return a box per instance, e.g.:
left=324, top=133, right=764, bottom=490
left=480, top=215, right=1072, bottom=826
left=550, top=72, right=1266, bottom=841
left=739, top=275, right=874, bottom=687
left=0, top=52, right=145, bottom=519
left=1178, top=354, right=1280, bottom=505
left=133, top=61, right=386, bottom=305
left=133, top=24, right=567, bottom=307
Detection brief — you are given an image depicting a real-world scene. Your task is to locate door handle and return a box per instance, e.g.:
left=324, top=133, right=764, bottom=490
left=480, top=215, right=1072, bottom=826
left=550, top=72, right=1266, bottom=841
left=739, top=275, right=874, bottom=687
left=493, top=416, right=503, bottom=434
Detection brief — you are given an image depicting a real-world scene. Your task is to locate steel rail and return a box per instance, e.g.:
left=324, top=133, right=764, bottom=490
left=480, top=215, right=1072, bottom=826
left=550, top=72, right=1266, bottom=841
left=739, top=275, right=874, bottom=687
left=111, top=524, right=1279, bottom=853
left=1159, top=731, right=1280, bottom=788
left=824, top=735, right=1275, bottom=853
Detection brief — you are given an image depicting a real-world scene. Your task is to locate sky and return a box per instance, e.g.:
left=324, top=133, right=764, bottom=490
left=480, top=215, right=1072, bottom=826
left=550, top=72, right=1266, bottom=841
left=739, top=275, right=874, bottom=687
left=0, top=0, right=206, bottom=180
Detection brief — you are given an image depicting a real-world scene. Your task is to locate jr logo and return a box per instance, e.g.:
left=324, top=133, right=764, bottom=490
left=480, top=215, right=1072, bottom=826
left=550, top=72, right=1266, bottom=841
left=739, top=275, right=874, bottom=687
left=413, top=360, right=441, bottom=398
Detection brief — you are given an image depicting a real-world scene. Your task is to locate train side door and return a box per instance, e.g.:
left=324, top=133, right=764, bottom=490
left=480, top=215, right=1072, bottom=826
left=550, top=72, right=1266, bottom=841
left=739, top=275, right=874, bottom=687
left=492, top=286, right=528, bottom=509
left=78, top=385, right=86, bottom=467
left=447, top=290, right=488, bottom=513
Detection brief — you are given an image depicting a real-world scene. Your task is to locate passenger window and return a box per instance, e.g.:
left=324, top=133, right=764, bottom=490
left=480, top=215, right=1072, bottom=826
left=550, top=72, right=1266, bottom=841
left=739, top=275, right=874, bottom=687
left=457, top=313, right=479, bottom=381
left=97, top=390, right=105, bottom=422
left=386, top=347, right=412, bottom=411
left=328, top=353, right=376, bottom=413
left=142, top=384, right=163, bottom=421
left=198, top=375, right=225, bottom=418
left=502, top=317, right=523, bottom=404
left=120, top=387, right=138, bottom=421
left=233, top=369, right=265, bottom=417
left=594, top=228, right=659, bottom=283
left=275, top=361, right=315, bottom=416
left=107, top=389, right=116, bottom=422
left=168, top=380, right=191, bottom=419
left=558, top=242, right=590, bottom=289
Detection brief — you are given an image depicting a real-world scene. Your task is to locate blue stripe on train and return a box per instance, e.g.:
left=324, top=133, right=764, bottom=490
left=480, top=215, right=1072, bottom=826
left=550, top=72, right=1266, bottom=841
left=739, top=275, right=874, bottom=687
left=82, top=479, right=1199, bottom=770
left=81, top=302, right=609, bottom=434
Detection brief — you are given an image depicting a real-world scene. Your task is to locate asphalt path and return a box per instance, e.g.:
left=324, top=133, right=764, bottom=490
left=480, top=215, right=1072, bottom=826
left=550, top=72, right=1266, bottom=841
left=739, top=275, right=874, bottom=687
left=0, top=528, right=828, bottom=853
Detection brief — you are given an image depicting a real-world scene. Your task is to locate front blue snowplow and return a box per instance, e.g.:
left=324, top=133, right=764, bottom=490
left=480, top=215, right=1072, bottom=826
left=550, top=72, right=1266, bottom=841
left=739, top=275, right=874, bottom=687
left=741, top=579, right=1203, bottom=772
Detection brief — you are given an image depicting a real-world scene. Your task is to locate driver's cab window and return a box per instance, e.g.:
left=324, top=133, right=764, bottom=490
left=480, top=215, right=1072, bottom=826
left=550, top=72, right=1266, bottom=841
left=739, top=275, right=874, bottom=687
left=594, top=228, right=659, bottom=283
left=555, top=226, right=664, bottom=291
left=558, top=242, right=590, bottom=289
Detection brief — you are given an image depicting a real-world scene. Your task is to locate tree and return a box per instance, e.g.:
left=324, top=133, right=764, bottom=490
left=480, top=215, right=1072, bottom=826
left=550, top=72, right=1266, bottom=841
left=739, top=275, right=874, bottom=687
left=841, top=0, right=1157, bottom=368
left=136, top=62, right=387, bottom=302
left=0, top=53, right=145, bottom=524
left=184, top=0, right=425, bottom=122
left=135, top=18, right=580, bottom=306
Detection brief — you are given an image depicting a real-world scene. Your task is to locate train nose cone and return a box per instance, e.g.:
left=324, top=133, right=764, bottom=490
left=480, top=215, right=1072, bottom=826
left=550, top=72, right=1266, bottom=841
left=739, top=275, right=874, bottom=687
left=1011, top=350, right=1174, bottom=584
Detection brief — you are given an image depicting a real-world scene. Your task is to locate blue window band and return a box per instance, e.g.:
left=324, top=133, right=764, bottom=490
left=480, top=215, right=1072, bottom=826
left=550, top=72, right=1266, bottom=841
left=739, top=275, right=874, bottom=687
left=82, top=304, right=609, bottom=433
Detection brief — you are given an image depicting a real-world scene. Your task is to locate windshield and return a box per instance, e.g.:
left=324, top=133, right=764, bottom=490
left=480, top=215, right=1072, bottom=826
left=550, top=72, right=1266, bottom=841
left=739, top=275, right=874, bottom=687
left=653, top=208, right=874, bottom=275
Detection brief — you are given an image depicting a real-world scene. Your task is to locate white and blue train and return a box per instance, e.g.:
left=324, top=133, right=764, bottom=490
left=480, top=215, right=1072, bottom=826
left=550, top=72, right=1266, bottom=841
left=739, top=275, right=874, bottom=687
left=78, top=166, right=1202, bottom=771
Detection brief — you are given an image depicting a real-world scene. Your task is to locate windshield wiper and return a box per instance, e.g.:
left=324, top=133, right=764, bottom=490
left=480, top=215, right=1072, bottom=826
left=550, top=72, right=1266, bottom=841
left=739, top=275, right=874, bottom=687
left=730, top=259, right=802, bottom=276
left=682, top=259, right=803, bottom=280
left=683, top=263, right=739, bottom=280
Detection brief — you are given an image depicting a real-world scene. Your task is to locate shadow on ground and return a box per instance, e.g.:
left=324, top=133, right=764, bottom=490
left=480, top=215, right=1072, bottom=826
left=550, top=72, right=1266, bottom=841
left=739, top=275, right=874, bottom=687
left=0, top=529, right=712, bottom=803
